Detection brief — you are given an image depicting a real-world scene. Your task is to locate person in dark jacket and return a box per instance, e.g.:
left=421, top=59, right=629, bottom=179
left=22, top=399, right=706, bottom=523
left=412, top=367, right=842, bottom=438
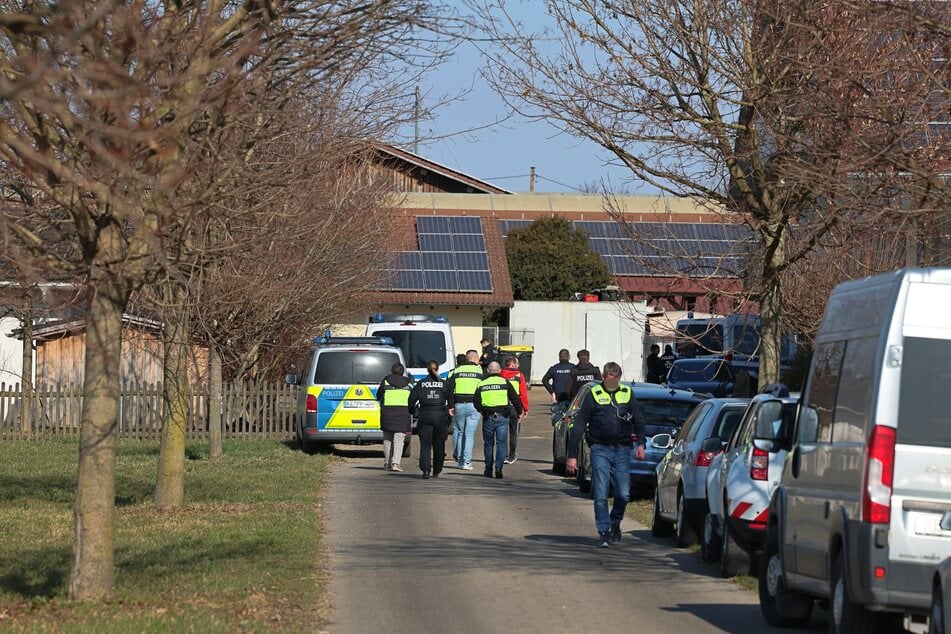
left=566, top=362, right=647, bottom=548
left=377, top=363, right=413, bottom=472
left=474, top=361, right=523, bottom=479
left=660, top=344, right=678, bottom=376
left=479, top=338, right=497, bottom=370
left=542, top=348, right=575, bottom=417
left=408, top=360, right=450, bottom=479
left=569, top=349, right=602, bottom=399
left=645, top=344, right=665, bottom=383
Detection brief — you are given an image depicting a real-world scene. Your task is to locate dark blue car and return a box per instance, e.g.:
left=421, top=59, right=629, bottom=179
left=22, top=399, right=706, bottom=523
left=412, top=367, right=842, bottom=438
left=665, top=358, right=736, bottom=397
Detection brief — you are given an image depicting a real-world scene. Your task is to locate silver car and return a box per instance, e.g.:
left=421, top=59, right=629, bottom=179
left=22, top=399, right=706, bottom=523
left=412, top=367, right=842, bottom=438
left=651, top=398, right=749, bottom=548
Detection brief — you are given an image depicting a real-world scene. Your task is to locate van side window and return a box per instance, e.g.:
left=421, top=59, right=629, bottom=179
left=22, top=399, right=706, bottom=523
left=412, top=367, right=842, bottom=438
left=898, top=337, right=951, bottom=449
left=799, top=341, right=844, bottom=443
left=833, top=337, right=876, bottom=443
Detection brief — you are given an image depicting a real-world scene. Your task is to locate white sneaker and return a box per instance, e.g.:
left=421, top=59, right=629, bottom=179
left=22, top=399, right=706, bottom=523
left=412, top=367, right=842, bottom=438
left=461, top=463, right=473, bottom=470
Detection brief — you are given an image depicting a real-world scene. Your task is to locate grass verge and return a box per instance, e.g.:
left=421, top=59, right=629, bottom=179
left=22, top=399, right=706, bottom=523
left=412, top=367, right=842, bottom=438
left=0, top=438, right=333, bottom=633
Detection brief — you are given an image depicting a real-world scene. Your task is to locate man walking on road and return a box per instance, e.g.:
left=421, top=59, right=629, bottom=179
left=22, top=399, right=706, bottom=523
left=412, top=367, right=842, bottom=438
left=542, top=348, right=575, bottom=418
left=377, top=363, right=414, bottom=472
left=566, top=362, right=647, bottom=547
left=475, top=361, right=523, bottom=479
left=448, top=350, right=484, bottom=470
left=500, top=355, right=528, bottom=464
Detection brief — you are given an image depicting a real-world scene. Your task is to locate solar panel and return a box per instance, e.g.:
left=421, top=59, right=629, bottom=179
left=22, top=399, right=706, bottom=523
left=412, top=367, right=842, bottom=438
left=455, top=252, right=489, bottom=270
left=424, top=270, right=457, bottom=291
left=417, top=216, right=451, bottom=234
left=421, top=251, right=454, bottom=270
left=396, top=251, right=421, bottom=269
left=452, top=233, right=486, bottom=252
left=450, top=216, right=482, bottom=234
left=419, top=234, right=452, bottom=251
left=457, top=270, right=492, bottom=291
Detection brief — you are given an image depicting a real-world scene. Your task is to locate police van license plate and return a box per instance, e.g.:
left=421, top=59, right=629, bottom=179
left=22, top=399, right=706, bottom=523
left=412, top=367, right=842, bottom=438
left=345, top=400, right=376, bottom=409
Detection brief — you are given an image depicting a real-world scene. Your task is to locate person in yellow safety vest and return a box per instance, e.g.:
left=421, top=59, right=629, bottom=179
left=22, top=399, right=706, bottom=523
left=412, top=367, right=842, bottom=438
left=566, top=361, right=647, bottom=548
left=377, top=362, right=413, bottom=472
left=499, top=355, right=529, bottom=465
left=447, top=350, right=485, bottom=470
left=475, top=361, right=523, bottom=480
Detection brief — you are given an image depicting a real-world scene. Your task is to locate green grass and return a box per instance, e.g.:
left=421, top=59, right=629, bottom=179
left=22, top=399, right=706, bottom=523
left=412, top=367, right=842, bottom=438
left=625, top=497, right=758, bottom=591
left=0, top=438, right=333, bottom=632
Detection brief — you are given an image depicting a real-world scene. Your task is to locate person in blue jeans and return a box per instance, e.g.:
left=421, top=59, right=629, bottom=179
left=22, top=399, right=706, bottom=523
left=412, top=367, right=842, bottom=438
left=566, top=362, right=647, bottom=547
left=448, top=350, right=484, bottom=470
left=474, top=361, right=523, bottom=479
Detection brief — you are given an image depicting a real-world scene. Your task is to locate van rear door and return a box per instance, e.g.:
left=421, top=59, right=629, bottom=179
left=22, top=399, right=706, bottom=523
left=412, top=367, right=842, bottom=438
left=311, top=349, right=400, bottom=432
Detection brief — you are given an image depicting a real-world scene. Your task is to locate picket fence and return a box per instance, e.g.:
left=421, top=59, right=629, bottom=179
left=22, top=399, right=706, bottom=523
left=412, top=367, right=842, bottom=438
left=0, top=381, right=299, bottom=441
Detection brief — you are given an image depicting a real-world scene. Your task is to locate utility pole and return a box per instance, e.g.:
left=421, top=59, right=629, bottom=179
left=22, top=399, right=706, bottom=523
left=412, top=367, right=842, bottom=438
left=414, top=86, right=420, bottom=154
left=529, top=166, right=535, bottom=192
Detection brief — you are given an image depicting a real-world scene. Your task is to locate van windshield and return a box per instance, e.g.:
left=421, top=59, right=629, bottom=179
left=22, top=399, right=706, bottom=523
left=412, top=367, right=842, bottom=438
left=676, top=324, right=723, bottom=357
left=898, top=337, right=951, bottom=448
left=314, top=350, right=401, bottom=385
left=372, top=330, right=446, bottom=368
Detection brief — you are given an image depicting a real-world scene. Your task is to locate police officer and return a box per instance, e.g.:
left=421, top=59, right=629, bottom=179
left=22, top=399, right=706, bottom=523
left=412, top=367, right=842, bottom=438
left=566, top=362, right=647, bottom=547
left=660, top=344, right=678, bottom=376
left=542, top=348, right=575, bottom=417
left=569, top=349, right=602, bottom=400
left=447, top=350, right=484, bottom=470
left=408, top=359, right=450, bottom=479
left=475, top=361, right=522, bottom=479
left=377, top=363, right=414, bottom=472
left=645, top=344, right=665, bottom=383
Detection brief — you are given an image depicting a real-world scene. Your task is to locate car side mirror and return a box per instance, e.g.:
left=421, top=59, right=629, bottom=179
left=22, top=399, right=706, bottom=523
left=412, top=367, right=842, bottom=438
left=652, top=433, right=673, bottom=450
left=285, top=373, right=299, bottom=385
left=700, top=436, right=722, bottom=453
left=753, top=399, right=785, bottom=441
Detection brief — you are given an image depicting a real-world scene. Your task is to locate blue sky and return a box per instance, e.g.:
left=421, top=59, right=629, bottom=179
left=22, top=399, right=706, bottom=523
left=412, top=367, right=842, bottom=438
left=400, top=4, right=643, bottom=195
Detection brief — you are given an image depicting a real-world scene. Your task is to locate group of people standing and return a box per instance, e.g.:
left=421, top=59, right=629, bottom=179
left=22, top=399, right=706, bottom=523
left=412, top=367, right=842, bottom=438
left=644, top=343, right=678, bottom=384
left=375, top=344, right=528, bottom=480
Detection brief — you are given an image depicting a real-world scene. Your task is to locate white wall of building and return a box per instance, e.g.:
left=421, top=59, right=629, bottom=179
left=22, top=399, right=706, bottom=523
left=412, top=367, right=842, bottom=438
left=510, top=301, right=647, bottom=383
left=0, top=316, right=25, bottom=385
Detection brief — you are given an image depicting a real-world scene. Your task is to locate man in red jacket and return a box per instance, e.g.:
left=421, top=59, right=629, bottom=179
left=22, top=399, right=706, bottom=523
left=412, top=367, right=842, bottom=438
left=500, top=355, right=529, bottom=465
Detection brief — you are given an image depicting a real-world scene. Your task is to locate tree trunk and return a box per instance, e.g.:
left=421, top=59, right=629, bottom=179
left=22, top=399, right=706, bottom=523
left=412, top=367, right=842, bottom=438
left=155, top=287, right=190, bottom=508
left=68, top=271, right=130, bottom=600
left=209, top=345, right=223, bottom=459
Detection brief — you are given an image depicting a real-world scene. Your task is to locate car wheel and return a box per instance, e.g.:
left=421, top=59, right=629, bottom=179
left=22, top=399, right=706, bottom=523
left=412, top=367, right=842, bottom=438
left=552, top=433, right=566, bottom=475
left=651, top=482, right=674, bottom=537
left=701, top=511, right=721, bottom=563
left=719, top=517, right=750, bottom=578
left=578, top=444, right=592, bottom=494
left=758, top=525, right=812, bottom=626
left=932, top=578, right=945, bottom=634
left=675, top=489, right=698, bottom=548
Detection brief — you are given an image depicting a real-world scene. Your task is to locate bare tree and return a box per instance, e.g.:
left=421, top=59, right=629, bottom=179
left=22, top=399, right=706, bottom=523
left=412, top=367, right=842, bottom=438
left=0, top=0, right=443, bottom=599
left=473, top=0, right=948, bottom=383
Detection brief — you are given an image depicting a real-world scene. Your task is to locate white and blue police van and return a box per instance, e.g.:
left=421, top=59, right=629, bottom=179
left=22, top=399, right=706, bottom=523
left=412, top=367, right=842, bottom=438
left=366, top=313, right=455, bottom=380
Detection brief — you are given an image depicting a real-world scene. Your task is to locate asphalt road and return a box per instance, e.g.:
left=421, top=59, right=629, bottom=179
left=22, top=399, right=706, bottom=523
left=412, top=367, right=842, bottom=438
left=323, top=390, right=828, bottom=634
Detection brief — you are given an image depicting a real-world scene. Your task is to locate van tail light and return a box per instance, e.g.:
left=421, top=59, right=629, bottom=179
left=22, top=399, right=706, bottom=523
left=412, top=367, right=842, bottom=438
left=306, top=394, right=318, bottom=414
left=751, top=446, right=769, bottom=480
left=863, top=425, right=896, bottom=524
left=696, top=448, right=721, bottom=467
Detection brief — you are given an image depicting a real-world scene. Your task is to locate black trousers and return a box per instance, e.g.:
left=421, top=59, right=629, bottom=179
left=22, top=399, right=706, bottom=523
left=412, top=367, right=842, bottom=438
left=417, top=408, right=450, bottom=474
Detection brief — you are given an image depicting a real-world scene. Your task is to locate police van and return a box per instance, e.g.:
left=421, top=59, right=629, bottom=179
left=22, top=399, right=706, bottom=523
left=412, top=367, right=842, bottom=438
left=366, top=313, right=455, bottom=380
left=285, top=333, right=406, bottom=454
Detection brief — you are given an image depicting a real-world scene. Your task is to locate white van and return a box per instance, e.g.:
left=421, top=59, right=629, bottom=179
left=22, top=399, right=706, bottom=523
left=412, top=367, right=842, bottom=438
left=758, top=268, right=951, bottom=634
left=366, top=313, right=455, bottom=380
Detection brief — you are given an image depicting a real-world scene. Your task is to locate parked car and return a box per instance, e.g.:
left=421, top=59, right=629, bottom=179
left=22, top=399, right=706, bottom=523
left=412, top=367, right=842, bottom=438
left=574, top=383, right=710, bottom=495
left=665, top=358, right=736, bottom=397
left=758, top=268, right=951, bottom=634
left=704, top=387, right=798, bottom=577
left=933, top=553, right=951, bottom=634
left=651, top=398, right=749, bottom=548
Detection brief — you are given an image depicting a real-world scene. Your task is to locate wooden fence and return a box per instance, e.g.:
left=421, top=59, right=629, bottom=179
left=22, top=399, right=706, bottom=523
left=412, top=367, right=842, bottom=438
left=0, top=381, right=299, bottom=441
